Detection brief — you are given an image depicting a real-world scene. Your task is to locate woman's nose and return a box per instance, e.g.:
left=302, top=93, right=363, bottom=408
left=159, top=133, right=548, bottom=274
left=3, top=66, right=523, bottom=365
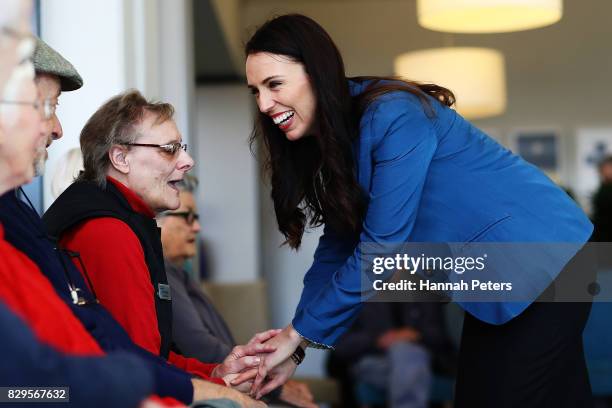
left=257, top=90, right=275, bottom=113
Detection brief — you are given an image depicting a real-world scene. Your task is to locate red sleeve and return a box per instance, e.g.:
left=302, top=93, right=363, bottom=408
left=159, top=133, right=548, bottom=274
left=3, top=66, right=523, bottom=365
left=146, top=396, right=185, bottom=407
left=60, top=218, right=161, bottom=356
left=168, top=352, right=225, bottom=386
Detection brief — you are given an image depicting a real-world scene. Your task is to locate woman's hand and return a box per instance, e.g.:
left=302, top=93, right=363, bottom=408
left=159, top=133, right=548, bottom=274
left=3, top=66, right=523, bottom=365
left=255, top=357, right=298, bottom=399
left=212, top=329, right=281, bottom=390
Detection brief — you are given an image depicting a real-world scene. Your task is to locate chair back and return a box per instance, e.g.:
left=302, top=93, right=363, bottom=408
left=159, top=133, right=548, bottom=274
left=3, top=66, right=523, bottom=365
left=202, top=280, right=269, bottom=345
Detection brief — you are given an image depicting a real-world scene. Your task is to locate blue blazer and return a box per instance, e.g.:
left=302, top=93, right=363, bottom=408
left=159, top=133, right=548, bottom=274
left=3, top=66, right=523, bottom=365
left=292, top=80, right=593, bottom=347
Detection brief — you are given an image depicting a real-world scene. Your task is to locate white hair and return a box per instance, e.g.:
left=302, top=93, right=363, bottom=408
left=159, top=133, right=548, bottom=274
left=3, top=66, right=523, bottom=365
left=0, top=0, right=34, bottom=123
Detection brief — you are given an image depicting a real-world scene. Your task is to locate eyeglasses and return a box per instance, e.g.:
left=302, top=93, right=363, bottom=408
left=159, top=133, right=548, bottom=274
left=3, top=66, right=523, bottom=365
left=1, top=26, right=35, bottom=42
left=164, top=210, right=200, bottom=225
left=0, top=98, right=58, bottom=120
left=120, top=142, right=188, bottom=155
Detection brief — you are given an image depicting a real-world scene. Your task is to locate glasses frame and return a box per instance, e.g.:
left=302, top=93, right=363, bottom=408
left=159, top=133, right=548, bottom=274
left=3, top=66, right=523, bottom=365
left=164, top=210, right=200, bottom=225
left=1, top=26, right=35, bottom=41
left=0, top=98, right=57, bottom=120
left=120, top=142, right=188, bottom=155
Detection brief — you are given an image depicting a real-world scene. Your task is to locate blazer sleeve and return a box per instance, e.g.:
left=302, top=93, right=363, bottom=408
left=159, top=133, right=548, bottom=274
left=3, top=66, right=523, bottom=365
left=292, top=95, right=438, bottom=347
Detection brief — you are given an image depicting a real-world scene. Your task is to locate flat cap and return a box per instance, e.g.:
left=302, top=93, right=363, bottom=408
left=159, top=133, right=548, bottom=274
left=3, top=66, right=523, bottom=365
left=32, top=37, right=83, bottom=92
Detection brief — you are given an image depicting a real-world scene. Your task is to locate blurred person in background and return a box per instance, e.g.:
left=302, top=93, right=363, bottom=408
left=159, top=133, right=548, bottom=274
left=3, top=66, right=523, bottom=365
left=158, top=174, right=317, bottom=408
left=330, top=302, right=456, bottom=408
left=592, top=156, right=612, bottom=243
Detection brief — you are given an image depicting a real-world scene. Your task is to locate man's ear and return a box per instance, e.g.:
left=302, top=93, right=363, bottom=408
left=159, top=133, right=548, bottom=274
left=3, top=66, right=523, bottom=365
left=108, top=145, right=130, bottom=174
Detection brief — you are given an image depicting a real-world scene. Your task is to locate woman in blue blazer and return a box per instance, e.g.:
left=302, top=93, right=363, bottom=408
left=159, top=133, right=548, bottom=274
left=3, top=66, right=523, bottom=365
left=242, top=14, right=594, bottom=407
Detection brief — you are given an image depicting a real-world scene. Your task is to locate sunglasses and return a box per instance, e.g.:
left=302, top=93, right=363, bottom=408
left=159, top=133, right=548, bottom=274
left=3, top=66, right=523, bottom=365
left=164, top=210, right=199, bottom=225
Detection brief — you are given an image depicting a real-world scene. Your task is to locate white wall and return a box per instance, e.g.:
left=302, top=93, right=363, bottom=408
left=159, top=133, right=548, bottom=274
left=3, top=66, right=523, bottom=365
left=194, top=85, right=259, bottom=282
left=157, top=0, right=195, bottom=146
left=41, top=0, right=127, bottom=207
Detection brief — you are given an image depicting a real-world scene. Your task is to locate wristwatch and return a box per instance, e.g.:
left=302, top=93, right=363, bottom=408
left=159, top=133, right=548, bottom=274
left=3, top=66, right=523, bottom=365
left=290, top=344, right=306, bottom=365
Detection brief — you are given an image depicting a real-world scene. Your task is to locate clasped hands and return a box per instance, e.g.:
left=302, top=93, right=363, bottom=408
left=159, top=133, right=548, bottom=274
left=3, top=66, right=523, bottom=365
left=213, top=325, right=302, bottom=400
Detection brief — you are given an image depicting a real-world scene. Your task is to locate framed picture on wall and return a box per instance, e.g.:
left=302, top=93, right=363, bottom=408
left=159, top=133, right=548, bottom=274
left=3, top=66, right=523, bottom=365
left=507, top=128, right=563, bottom=182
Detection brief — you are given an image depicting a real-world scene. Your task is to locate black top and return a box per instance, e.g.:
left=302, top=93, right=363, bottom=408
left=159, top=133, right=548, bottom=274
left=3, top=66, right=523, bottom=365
left=43, top=180, right=173, bottom=359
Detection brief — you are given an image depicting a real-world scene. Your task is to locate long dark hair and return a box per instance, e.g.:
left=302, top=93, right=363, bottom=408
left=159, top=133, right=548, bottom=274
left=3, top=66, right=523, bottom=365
left=246, top=14, right=454, bottom=249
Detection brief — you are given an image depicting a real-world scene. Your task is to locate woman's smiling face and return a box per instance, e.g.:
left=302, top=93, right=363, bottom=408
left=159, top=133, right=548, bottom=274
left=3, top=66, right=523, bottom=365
left=246, top=52, right=316, bottom=141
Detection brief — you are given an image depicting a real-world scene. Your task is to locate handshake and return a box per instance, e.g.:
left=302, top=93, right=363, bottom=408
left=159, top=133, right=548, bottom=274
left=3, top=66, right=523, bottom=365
left=195, top=328, right=316, bottom=408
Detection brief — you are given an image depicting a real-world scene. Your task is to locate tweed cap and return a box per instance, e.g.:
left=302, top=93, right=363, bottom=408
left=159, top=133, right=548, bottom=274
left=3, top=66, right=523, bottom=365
left=32, top=37, right=83, bottom=91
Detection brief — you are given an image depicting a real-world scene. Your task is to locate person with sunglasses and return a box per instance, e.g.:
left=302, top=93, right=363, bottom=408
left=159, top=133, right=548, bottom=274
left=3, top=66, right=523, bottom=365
left=157, top=174, right=317, bottom=407
left=159, top=176, right=202, bottom=273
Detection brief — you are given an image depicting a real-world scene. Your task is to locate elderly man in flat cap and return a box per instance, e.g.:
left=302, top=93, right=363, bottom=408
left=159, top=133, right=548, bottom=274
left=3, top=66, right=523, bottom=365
left=30, top=37, right=83, bottom=175
left=0, top=38, right=268, bottom=408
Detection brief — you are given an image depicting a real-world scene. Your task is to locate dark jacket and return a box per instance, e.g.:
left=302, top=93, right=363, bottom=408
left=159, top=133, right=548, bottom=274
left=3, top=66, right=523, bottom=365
left=592, top=183, right=612, bottom=243
left=0, top=189, right=193, bottom=404
left=43, top=180, right=173, bottom=359
left=166, top=261, right=234, bottom=363
left=0, top=301, right=153, bottom=407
